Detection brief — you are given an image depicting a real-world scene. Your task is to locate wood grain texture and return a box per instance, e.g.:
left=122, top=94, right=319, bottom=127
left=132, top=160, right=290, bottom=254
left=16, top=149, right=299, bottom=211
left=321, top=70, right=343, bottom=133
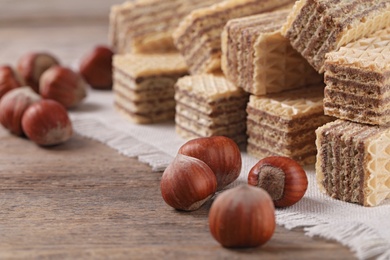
left=0, top=2, right=356, bottom=259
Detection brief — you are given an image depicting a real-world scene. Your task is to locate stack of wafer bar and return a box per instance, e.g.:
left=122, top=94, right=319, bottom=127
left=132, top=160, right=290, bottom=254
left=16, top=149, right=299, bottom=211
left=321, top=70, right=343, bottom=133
left=323, top=27, right=390, bottom=126
left=173, top=0, right=296, bottom=74
left=221, top=9, right=322, bottom=96
left=174, top=74, right=249, bottom=146
left=246, top=85, right=334, bottom=165
left=281, top=0, right=390, bottom=73
left=113, top=53, right=188, bottom=124
left=316, top=120, right=390, bottom=206
left=109, top=0, right=223, bottom=54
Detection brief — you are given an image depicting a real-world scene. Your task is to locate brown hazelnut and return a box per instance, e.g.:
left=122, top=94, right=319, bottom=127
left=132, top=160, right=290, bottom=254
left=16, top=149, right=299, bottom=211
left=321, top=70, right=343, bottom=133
left=17, top=52, right=59, bottom=93
left=0, top=66, right=24, bottom=98
left=248, top=156, right=308, bottom=207
left=40, top=66, right=87, bottom=108
left=21, top=99, right=73, bottom=146
left=160, top=154, right=217, bottom=211
left=209, top=185, right=275, bottom=248
left=178, top=136, right=242, bottom=191
left=79, top=45, right=113, bottom=90
left=0, top=87, right=41, bottom=136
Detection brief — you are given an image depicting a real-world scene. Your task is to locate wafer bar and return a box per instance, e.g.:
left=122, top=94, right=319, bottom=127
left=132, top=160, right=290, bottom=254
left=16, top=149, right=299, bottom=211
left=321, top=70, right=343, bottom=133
left=174, top=74, right=249, bottom=146
left=247, top=85, right=333, bottom=165
left=324, top=27, right=390, bottom=126
left=281, top=0, right=390, bottom=73
left=109, top=0, right=223, bottom=54
left=113, top=53, right=188, bottom=124
left=221, top=9, right=322, bottom=95
left=173, top=0, right=296, bottom=74
left=316, top=119, right=390, bottom=206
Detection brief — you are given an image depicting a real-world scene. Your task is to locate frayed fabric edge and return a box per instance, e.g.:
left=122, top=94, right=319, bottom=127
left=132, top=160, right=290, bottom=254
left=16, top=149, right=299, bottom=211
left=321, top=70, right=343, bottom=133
left=71, top=117, right=172, bottom=172
left=277, top=209, right=390, bottom=260
left=304, top=222, right=390, bottom=260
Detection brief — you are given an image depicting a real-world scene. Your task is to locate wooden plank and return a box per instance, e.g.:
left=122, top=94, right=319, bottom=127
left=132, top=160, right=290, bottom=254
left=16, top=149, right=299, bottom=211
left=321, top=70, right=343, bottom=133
left=0, top=127, right=355, bottom=259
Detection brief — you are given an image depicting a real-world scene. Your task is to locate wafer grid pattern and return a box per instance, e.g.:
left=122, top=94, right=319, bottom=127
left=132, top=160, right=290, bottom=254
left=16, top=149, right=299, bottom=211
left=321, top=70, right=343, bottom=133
left=366, top=131, right=390, bottom=206
left=327, top=27, right=390, bottom=70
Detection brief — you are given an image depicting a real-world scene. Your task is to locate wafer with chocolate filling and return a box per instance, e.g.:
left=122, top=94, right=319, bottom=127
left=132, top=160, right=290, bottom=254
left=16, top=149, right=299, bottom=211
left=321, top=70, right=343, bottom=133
left=324, top=27, right=390, bottom=126
left=175, top=74, right=249, bottom=146
left=247, top=85, right=333, bottom=165
left=173, top=0, right=296, bottom=74
left=316, top=119, right=390, bottom=206
left=109, top=0, right=223, bottom=54
left=281, top=0, right=390, bottom=73
left=113, top=53, right=188, bottom=124
left=221, top=9, right=322, bottom=95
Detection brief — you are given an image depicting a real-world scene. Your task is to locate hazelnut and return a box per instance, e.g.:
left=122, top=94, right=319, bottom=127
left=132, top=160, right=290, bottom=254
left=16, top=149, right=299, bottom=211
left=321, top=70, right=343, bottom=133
left=0, top=65, right=24, bottom=98
left=40, top=66, right=87, bottom=108
left=79, top=45, right=113, bottom=90
left=178, top=136, right=242, bottom=191
left=17, top=52, right=60, bottom=93
left=0, top=87, right=41, bottom=136
left=160, top=154, right=217, bottom=211
left=209, top=185, right=275, bottom=248
left=21, top=99, right=73, bottom=146
left=248, top=156, right=308, bottom=207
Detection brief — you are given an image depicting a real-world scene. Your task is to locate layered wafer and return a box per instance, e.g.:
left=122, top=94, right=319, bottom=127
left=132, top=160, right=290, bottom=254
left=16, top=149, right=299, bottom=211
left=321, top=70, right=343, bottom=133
left=324, top=27, right=390, bottom=126
left=175, top=74, right=249, bottom=146
left=281, top=0, right=390, bottom=73
left=109, top=0, right=223, bottom=54
left=221, top=9, right=322, bottom=95
left=113, top=53, right=188, bottom=124
left=173, top=0, right=296, bottom=74
left=316, top=119, right=390, bottom=206
left=247, top=85, right=333, bottom=165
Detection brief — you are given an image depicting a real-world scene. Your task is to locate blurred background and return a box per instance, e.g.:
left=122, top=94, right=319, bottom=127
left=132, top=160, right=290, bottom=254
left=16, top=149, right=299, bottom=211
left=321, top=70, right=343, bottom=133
left=0, top=0, right=125, bottom=66
left=0, top=0, right=124, bottom=25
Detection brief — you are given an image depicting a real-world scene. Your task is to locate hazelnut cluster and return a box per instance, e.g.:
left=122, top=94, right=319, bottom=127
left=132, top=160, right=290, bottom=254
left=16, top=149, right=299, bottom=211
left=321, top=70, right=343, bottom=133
left=160, top=137, right=308, bottom=248
left=0, top=45, right=113, bottom=146
left=160, top=136, right=242, bottom=211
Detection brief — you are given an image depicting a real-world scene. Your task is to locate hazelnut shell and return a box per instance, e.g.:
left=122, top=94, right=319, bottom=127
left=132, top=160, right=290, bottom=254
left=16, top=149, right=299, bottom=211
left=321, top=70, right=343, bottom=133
left=0, top=87, right=41, bottom=136
left=21, top=99, right=73, bottom=146
left=209, top=185, right=275, bottom=248
left=248, top=156, right=308, bottom=207
left=40, top=66, right=87, bottom=108
left=79, top=45, right=113, bottom=90
left=17, top=52, right=59, bottom=93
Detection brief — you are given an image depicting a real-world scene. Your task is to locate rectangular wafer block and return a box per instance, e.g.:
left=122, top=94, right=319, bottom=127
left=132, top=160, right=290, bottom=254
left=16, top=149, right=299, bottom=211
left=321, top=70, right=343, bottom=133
left=281, top=0, right=390, bottom=73
left=174, top=74, right=249, bottom=146
left=221, top=9, right=322, bottom=95
left=316, top=119, right=390, bottom=206
left=113, top=53, right=188, bottom=124
left=246, top=85, right=334, bottom=165
left=324, top=27, right=390, bottom=126
left=173, top=0, right=296, bottom=74
left=109, top=0, right=223, bottom=54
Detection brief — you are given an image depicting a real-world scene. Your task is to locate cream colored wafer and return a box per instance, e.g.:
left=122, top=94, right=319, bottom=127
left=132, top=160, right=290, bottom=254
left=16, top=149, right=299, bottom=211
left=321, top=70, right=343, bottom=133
left=316, top=119, right=390, bottom=206
left=324, top=27, right=390, bottom=125
left=221, top=9, right=322, bottom=95
left=113, top=53, right=188, bottom=124
left=109, top=0, right=223, bottom=54
left=173, top=0, right=296, bottom=74
left=174, top=74, right=248, bottom=145
left=246, top=85, right=334, bottom=165
left=281, top=0, right=390, bottom=73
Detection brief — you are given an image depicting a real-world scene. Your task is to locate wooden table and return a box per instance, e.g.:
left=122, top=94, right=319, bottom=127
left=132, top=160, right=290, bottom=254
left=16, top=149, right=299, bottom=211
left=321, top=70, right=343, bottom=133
left=0, top=2, right=355, bottom=259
